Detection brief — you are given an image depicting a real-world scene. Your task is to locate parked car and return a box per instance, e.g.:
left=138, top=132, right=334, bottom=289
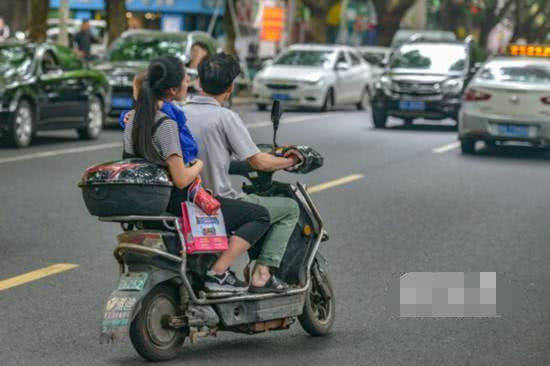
left=94, top=30, right=218, bottom=118
left=47, top=19, right=108, bottom=57
left=391, top=30, right=456, bottom=49
left=370, top=39, right=479, bottom=128
left=459, top=56, right=550, bottom=154
left=252, top=44, right=372, bottom=112
left=0, top=42, right=109, bottom=147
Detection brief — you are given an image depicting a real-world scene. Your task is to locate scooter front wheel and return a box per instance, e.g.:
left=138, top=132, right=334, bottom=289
left=298, top=266, right=335, bottom=336
left=129, top=284, right=185, bottom=362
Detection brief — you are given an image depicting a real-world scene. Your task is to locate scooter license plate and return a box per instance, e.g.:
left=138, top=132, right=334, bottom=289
left=118, top=272, right=148, bottom=291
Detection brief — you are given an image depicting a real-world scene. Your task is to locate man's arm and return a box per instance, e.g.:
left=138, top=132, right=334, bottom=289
left=223, top=111, right=298, bottom=172
left=248, top=152, right=295, bottom=172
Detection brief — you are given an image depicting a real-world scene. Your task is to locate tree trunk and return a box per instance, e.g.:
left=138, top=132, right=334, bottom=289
left=373, top=0, right=418, bottom=46
left=439, top=0, right=461, bottom=32
left=223, top=0, right=237, bottom=55
left=478, top=19, right=495, bottom=49
left=376, top=15, right=401, bottom=46
left=29, top=0, right=48, bottom=43
left=308, top=12, right=328, bottom=43
left=106, top=0, right=127, bottom=46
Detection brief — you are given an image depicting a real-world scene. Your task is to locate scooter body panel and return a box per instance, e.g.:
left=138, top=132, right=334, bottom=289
left=214, top=293, right=305, bottom=327
left=99, top=269, right=180, bottom=344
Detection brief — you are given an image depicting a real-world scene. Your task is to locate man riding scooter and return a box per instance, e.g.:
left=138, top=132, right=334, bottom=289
left=184, top=53, right=301, bottom=294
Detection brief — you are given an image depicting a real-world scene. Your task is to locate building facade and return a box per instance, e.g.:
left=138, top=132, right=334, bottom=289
left=49, top=0, right=224, bottom=34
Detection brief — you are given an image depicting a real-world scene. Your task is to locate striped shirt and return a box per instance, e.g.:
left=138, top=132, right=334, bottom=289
left=123, top=111, right=182, bottom=161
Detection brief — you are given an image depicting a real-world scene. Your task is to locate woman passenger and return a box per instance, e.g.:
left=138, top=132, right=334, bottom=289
left=123, top=56, right=270, bottom=293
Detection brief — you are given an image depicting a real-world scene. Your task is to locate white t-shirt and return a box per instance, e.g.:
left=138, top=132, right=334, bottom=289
left=184, top=96, right=259, bottom=199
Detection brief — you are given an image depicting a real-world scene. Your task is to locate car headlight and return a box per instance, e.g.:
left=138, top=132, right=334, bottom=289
left=441, top=79, right=463, bottom=94
left=254, top=75, right=267, bottom=84
left=376, top=75, right=392, bottom=91
left=303, top=78, right=323, bottom=86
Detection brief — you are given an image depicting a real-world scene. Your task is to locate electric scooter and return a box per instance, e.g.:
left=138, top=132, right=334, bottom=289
left=87, top=101, right=335, bottom=362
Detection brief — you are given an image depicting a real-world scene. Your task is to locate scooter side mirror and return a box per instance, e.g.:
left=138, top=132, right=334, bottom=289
left=271, top=100, right=283, bottom=147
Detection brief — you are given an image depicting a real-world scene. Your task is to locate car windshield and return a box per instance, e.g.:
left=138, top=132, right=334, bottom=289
left=477, top=64, right=550, bottom=84
left=107, top=36, right=187, bottom=62
left=390, top=44, right=466, bottom=74
left=274, top=50, right=335, bottom=68
left=392, top=31, right=456, bottom=47
left=0, top=45, right=34, bottom=77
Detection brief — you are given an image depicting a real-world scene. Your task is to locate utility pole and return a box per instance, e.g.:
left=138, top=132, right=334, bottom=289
left=285, top=0, right=296, bottom=47
left=58, top=0, right=69, bottom=47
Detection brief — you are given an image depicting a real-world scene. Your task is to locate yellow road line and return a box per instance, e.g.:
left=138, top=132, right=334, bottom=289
left=307, top=174, right=365, bottom=194
left=0, top=263, right=79, bottom=291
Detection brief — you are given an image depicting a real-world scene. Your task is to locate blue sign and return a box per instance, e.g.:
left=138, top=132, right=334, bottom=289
left=50, top=0, right=224, bottom=15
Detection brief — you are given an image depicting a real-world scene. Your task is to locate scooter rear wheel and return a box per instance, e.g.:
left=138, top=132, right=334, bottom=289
left=298, top=266, right=335, bottom=336
left=130, top=284, right=185, bottom=362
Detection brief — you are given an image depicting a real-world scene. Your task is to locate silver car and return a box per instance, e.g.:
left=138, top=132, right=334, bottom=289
left=252, top=44, right=372, bottom=111
left=458, top=57, right=550, bottom=154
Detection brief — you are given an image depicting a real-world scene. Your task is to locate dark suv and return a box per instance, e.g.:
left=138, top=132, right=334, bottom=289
left=371, top=39, right=479, bottom=128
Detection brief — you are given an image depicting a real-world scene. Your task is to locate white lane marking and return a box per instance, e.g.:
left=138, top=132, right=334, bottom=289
left=0, top=112, right=344, bottom=165
left=246, top=112, right=340, bottom=129
left=0, top=142, right=123, bottom=165
left=432, top=141, right=460, bottom=154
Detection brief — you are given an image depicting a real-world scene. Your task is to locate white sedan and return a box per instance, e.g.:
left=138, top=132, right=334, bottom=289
left=459, top=57, right=550, bottom=153
left=252, top=44, right=372, bottom=111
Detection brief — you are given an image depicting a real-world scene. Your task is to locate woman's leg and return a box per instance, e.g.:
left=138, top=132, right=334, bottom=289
left=211, top=235, right=250, bottom=274
left=205, top=197, right=270, bottom=292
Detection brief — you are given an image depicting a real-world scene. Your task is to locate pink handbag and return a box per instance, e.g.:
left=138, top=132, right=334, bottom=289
left=179, top=202, right=228, bottom=254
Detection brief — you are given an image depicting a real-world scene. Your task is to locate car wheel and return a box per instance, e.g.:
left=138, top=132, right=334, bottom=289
left=7, top=100, right=34, bottom=148
left=356, top=87, right=370, bottom=110
left=372, top=107, right=387, bottom=129
left=78, top=96, right=103, bottom=140
left=320, top=88, right=334, bottom=112
left=460, top=139, right=476, bottom=154
left=257, top=103, right=267, bottom=111
left=485, top=140, right=496, bottom=148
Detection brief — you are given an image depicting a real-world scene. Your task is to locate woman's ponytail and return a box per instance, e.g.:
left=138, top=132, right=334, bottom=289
left=131, top=56, right=185, bottom=165
left=131, top=71, right=164, bottom=165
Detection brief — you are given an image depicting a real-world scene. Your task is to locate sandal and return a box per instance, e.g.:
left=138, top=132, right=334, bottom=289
left=249, top=274, right=289, bottom=294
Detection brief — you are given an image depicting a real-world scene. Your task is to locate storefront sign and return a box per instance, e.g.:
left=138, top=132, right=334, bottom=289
left=261, top=6, right=285, bottom=42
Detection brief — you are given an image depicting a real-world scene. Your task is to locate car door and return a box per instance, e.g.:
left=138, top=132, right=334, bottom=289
left=333, top=51, right=354, bottom=104
left=54, top=45, right=90, bottom=122
left=36, top=49, right=69, bottom=127
left=347, top=50, right=367, bottom=102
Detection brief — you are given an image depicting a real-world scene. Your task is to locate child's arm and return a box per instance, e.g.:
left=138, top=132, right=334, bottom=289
left=118, top=110, right=128, bottom=129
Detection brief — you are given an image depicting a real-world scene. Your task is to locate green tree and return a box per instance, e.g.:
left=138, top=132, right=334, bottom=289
left=372, top=0, right=418, bottom=46
left=466, top=0, right=514, bottom=47
left=512, top=0, right=549, bottom=42
left=106, top=0, right=127, bottom=46
left=29, top=0, right=49, bottom=42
